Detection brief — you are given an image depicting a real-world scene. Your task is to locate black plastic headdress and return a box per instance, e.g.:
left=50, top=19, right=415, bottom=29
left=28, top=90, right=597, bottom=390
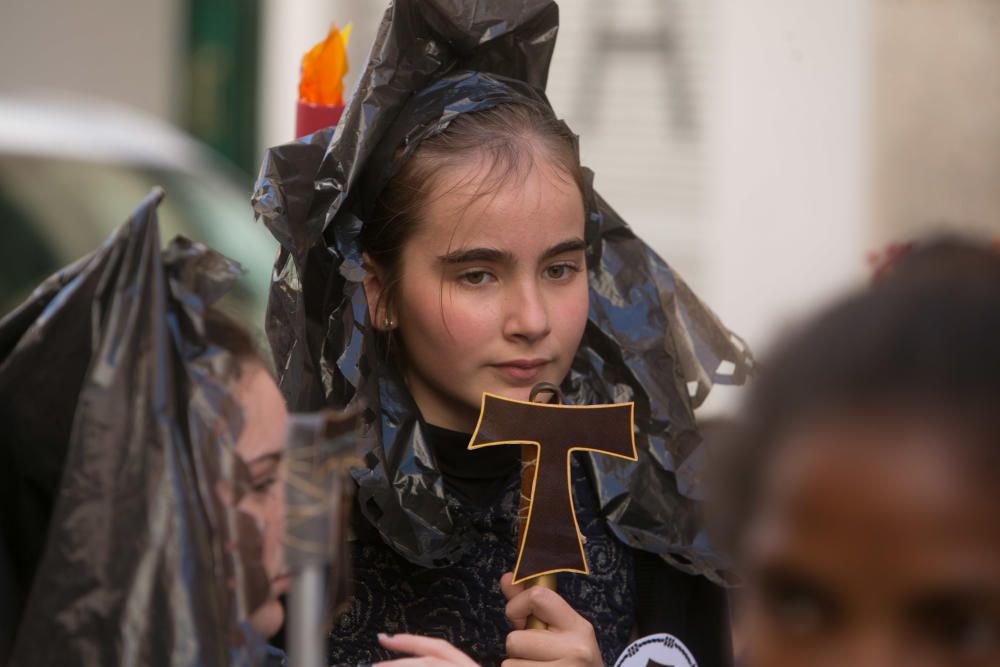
left=252, top=0, right=752, bottom=582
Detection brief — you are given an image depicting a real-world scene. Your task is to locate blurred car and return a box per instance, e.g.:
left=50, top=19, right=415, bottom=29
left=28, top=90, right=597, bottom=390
left=0, top=94, right=277, bottom=329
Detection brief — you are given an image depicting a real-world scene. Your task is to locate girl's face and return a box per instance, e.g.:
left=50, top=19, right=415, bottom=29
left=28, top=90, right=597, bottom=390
left=740, top=413, right=1000, bottom=667
left=232, top=362, right=289, bottom=639
left=366, top=153, right=589, bottom=431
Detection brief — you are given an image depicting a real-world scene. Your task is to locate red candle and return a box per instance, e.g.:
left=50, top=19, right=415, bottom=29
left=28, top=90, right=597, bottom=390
left=296, top=24, right=350, bottom=137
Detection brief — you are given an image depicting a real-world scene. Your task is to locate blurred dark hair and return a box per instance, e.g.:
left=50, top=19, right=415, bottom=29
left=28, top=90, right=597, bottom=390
left=359, top=101, right=584, bottom=330
left=203, top=308, right=268, bottom=379
left=713, top=237, right=1000, bottom=555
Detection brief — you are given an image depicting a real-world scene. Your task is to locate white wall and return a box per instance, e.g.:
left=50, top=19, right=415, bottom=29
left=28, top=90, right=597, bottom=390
left=704, top=0, right=873, bottom=356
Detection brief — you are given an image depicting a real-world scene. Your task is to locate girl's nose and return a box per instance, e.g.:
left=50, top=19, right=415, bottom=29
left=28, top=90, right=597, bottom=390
left=503, top=280, right=551, bottom=342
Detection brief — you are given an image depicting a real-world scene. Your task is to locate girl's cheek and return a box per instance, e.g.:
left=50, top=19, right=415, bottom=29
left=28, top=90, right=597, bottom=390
left=266, top=519, right=284, bottom=576
left=560, top=285, right=590, bottom=330
left=443, top=294, right=501, bottom=329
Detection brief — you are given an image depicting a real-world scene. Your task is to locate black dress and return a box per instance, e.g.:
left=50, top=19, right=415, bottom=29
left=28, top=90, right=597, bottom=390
left=327, top=423, right=637, bottom=667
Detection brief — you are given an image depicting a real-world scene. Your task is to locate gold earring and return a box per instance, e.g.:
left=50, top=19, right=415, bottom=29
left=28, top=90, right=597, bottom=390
left=383, top=314, right=395, bottom=329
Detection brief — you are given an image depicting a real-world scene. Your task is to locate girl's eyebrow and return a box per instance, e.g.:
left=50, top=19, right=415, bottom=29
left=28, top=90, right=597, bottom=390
left=438, top=247, right=514, bottom=265
left=542, top=238, right=587, bottom=259
left=437, top=238, right=586, bottom=265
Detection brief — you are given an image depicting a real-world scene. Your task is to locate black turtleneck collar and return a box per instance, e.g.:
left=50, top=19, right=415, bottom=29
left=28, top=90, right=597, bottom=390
left=421, top=421, right=520, bottom=507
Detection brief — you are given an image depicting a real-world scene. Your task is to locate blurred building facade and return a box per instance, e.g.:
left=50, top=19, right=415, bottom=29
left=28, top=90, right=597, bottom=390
left=0, top=0, right=183, bottom=123
left=871, top=0, right=1000, bottom=245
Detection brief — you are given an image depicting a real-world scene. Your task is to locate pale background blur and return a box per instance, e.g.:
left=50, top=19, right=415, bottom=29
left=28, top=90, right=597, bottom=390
left=2, top=0, right=999, bottom=412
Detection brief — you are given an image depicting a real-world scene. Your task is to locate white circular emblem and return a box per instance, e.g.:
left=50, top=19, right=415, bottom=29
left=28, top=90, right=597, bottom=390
left=613, top=633, right=697, bottom=667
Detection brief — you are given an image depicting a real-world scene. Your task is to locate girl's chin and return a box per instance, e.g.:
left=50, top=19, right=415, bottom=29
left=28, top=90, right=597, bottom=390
left=249, top=598, right=285, bottom=639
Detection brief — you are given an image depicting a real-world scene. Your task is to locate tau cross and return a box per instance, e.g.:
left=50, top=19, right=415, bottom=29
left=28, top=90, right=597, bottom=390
left=467, top=388, right=636, bottom=583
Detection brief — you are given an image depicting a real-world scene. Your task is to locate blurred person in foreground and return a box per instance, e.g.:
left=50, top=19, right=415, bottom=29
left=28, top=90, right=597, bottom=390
left=714, top=238, right=1000, bottom=666
left=1, top=189, right=288, bottom=666
left=206, top=309, right=290, bottom=643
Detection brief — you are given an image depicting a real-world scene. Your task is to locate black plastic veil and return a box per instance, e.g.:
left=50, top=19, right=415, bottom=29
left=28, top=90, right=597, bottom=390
left=0, top=189, right=273, bottom=665
left=252, top=0, right=752, bottom=582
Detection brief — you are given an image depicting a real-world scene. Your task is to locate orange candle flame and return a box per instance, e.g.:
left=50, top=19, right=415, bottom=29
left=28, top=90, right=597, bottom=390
left=298, top=24, right=351, bottom=106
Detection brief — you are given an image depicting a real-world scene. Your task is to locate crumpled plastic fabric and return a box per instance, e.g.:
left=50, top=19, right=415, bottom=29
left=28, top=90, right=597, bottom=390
left=0, top=188, right=272, bottom=666
left=252, top=0, right=752, bottom=582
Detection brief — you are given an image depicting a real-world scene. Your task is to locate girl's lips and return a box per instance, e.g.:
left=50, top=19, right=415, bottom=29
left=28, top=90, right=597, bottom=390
left=491, top=359, right=550, bottom=382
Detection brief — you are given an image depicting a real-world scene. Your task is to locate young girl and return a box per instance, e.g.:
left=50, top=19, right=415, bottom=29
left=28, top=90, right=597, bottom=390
left=253, top=2, right=751, bottom=665
left=343, top=96, right=626, bottom=667
left=715, top=239, right=1000, bottom=667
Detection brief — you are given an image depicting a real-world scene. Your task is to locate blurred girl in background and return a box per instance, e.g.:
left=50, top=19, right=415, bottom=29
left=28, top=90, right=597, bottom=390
left=716, top=239, right=1000, bottom=667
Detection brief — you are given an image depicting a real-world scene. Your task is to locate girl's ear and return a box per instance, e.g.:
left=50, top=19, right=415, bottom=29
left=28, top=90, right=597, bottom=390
left=361, top=253, right=393, bottom=330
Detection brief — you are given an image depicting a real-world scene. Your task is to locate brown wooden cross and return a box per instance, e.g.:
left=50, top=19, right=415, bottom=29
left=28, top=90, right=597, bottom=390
left=468, top=392, right=636, bottom=584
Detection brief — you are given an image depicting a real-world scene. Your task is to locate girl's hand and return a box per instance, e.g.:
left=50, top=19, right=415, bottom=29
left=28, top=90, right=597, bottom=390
left=374, top=633, right=478, bottom=667
left=500, top=572, right=604, bottom=667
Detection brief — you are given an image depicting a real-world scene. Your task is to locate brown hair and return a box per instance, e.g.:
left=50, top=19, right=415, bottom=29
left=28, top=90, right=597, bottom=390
left=358, top=102, right=585, bottom=328
left=203, top=308, right=269, bottom=381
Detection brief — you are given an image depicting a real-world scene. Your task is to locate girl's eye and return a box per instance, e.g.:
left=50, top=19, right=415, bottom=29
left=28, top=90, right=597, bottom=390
left=459, top=270, right=494, bottom=286
left=771, top=590, right=833, bottom=637
left=251, top=476, right=277, bottom=495
left=758, top=572, right=838, bottom=638
left=544, top=263, right=578, bottom=280
left=915, top=605, right=1000, bottom=658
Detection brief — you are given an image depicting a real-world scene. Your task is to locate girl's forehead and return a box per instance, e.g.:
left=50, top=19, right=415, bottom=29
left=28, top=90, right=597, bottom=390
left=414, top=159, right=585, bottom=250
left=756, top=415, right=1000, bottom=553
left=234, top=366, right=288, bottom=462
left=747, top=417, right=1000, bottom=624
